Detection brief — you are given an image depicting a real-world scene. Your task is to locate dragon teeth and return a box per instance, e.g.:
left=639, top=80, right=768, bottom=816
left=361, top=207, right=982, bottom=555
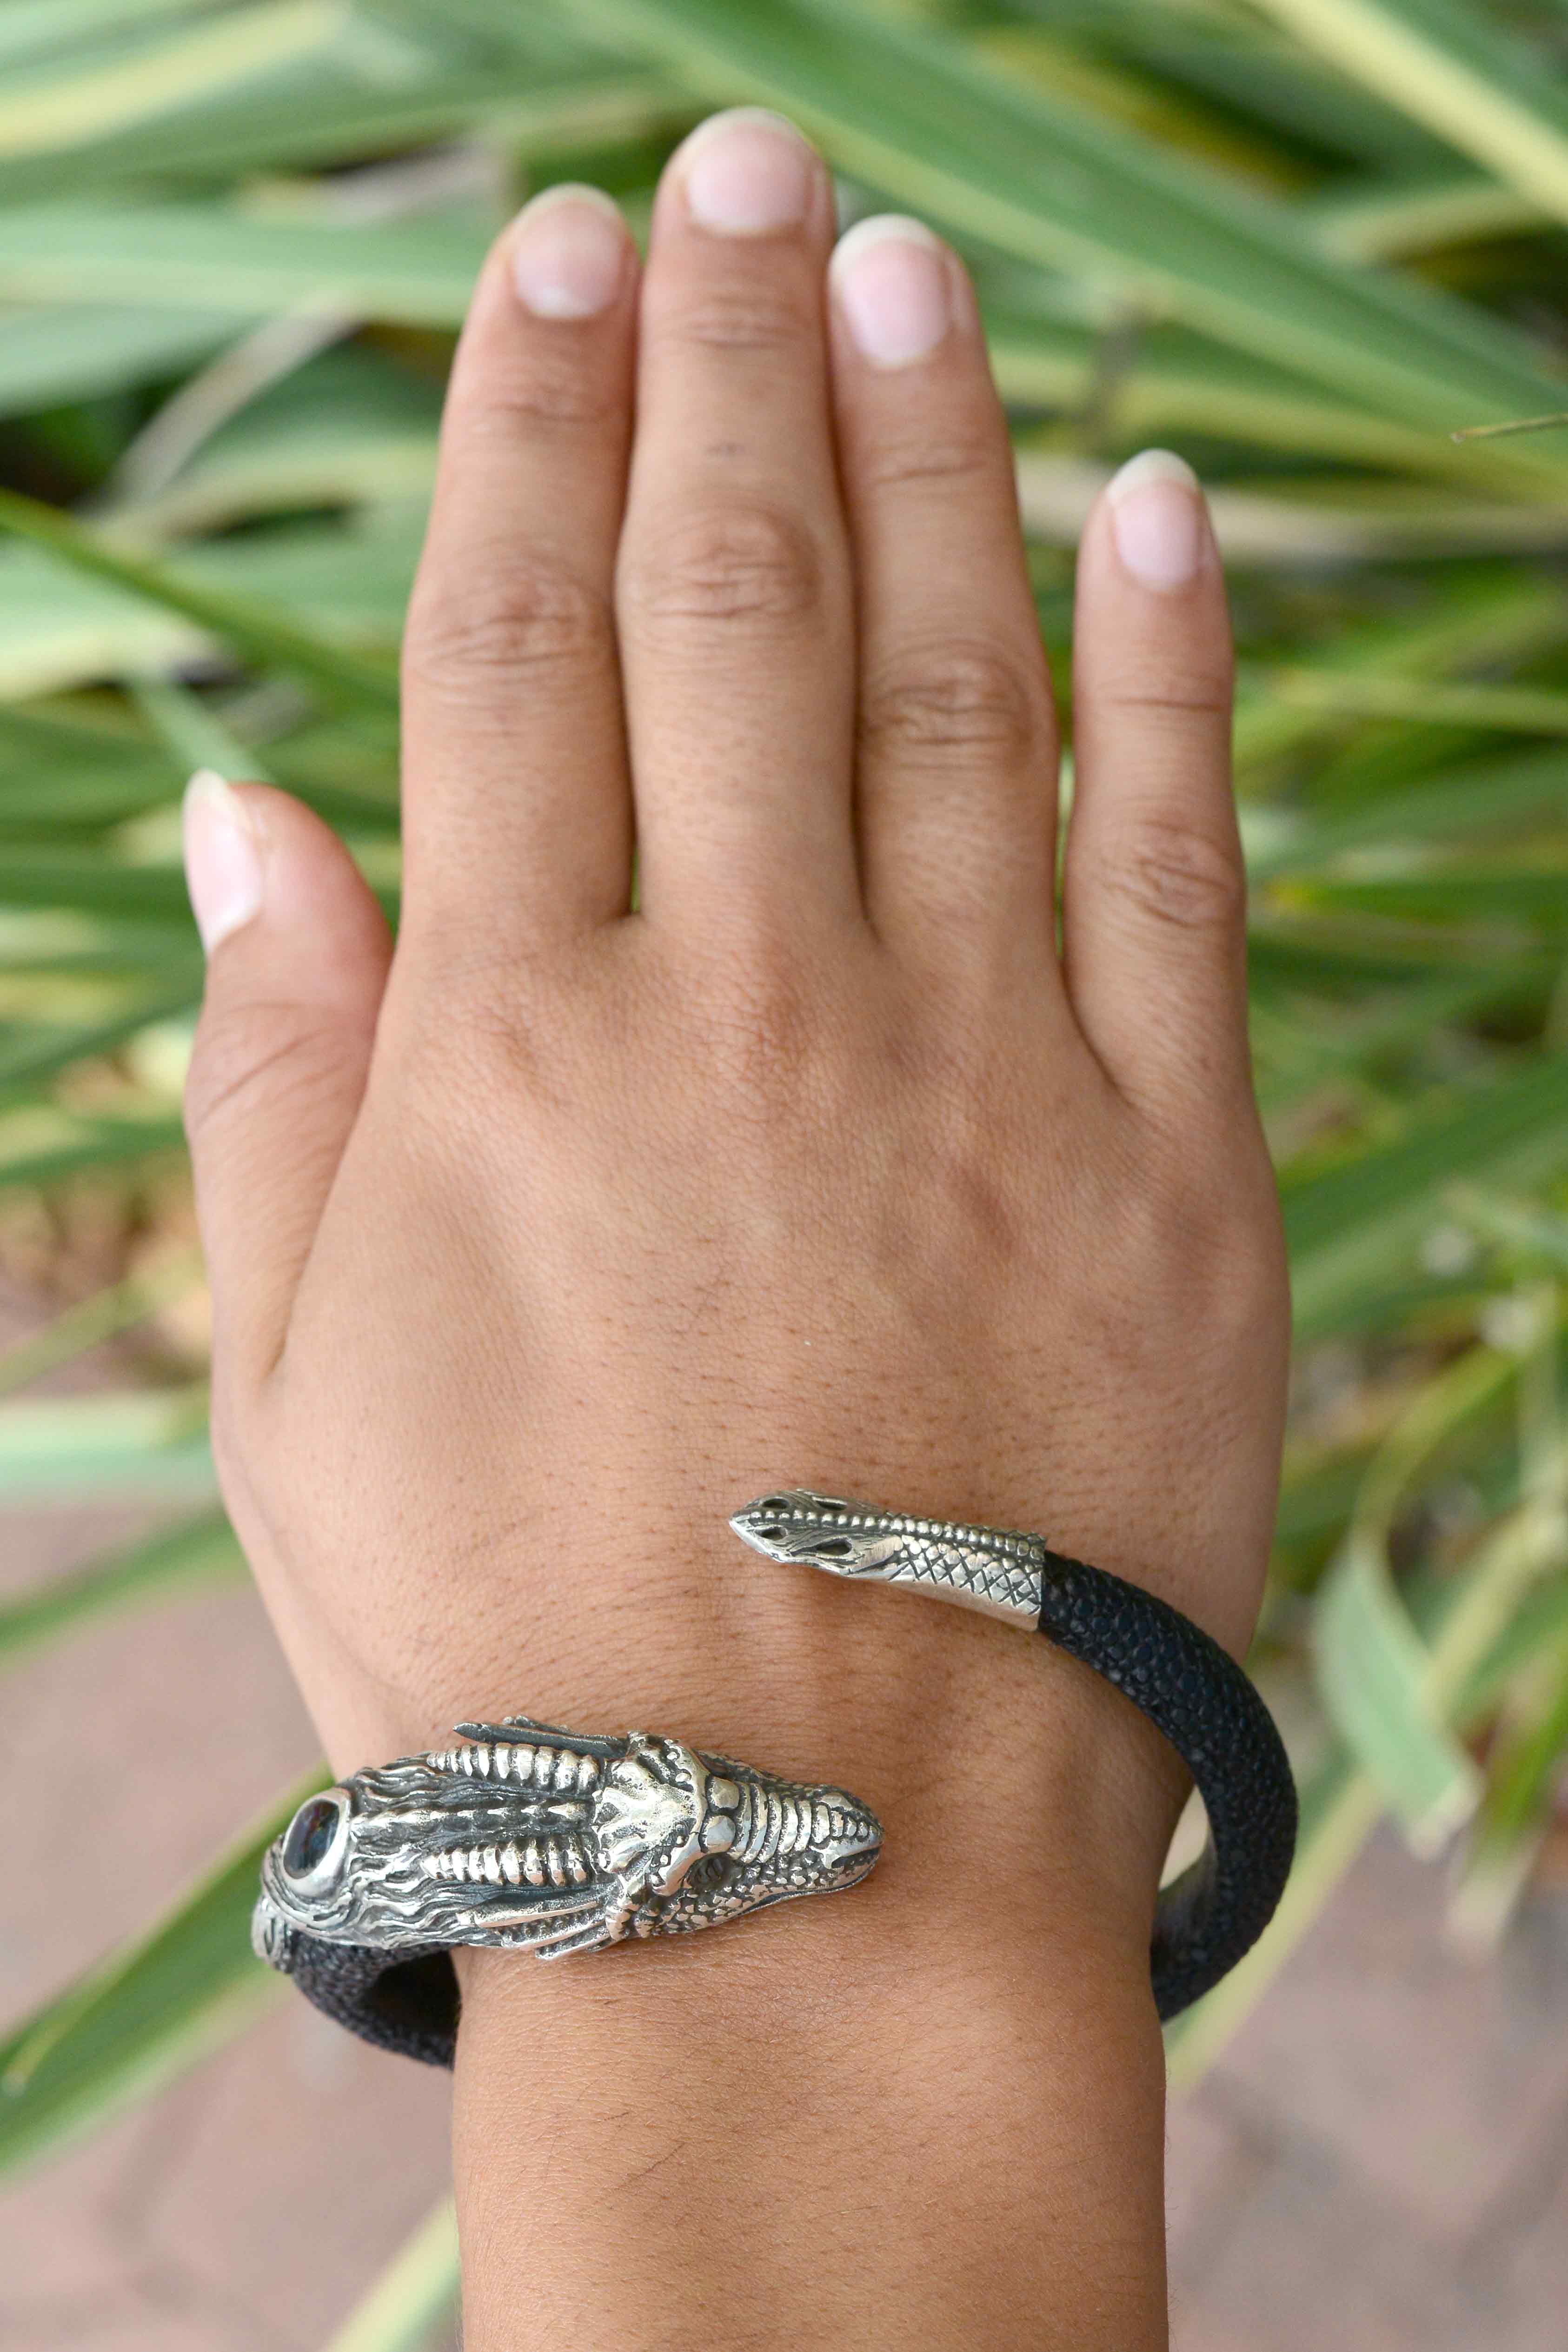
left=501, top=1843, right=522, bottom=1884
left=523, top=1839, right=546, bottom=1885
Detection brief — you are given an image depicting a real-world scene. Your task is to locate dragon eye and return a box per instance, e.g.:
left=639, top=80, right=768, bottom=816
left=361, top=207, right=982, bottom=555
left=280, top=1790, right=351, bottom=1891
left=811, top=1537, right=853, bottom=1559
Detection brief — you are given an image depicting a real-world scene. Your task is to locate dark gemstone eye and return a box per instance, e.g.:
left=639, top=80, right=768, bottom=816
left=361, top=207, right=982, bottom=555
left=282, top=1793, right=347, bottom=1882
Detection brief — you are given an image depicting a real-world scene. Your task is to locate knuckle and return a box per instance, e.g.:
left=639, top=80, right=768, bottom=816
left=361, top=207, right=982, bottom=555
left=184, top=1000, right=356, bottom=1150
left=861, top=639, right=1042, bottom=766
left=673, top=937, right=824, bottom=1124
left=662, top=281, right=807, bottom=358
left=1103, top=811, right=1246, bottom=933
left=1099, top=659, right=1233, bottom=725
left=394, top=928, right=574, bottom=1106
left=624, top=501, right=822, bottom=632
left=857, top=419, right=997, bottom=499
left=461, top=345, right=621, bottom=436
left=404, top=556, right=611, bottom=698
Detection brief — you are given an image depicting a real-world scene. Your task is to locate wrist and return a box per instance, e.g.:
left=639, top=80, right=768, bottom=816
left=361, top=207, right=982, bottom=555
left=452, top=1837, right=1170, bottom=2352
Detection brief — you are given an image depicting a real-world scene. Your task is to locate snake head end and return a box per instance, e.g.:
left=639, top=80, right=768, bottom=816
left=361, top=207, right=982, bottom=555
left=731, top=1490, right=903, bottom=1580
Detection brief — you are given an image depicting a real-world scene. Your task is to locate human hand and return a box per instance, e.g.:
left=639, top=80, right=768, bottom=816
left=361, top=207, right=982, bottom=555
left=182, top=105, right=1287, bottom=2348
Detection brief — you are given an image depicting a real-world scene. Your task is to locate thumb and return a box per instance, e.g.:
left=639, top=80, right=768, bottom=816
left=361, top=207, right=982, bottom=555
left=182, top=771, right=392, bottom=1385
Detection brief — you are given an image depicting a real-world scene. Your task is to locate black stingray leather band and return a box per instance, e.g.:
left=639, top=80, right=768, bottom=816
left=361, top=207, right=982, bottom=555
left=1032, top=1547, right=1296, bottom=2019
left=254, top=1492, right=1297, bottom=2064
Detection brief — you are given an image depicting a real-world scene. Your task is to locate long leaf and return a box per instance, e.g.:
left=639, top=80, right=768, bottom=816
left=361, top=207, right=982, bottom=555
left=0, top=1388, right=213, bottom=1496
left=0, top=1113, right=188, bottom=1192
left=1171, top=1465, right=1568, bottom=2080
left=0, top=1769, right=317, bottom=2177
left=0, top=202, right=485, bottom=326
left=1285, top=1055, right=1568, bottom=1339
left=558, top=0, right=1568, bottom=444
left=323, top=2197, right=461, bottom=2352
left=0, top=1508, right=241, bottom=1669
left=1315, top=1530, right=1480, bottom=1850
left=0, top=0, right=344, bottom=160
left=0, top=302, right=247, bottom=422
left=0, top=486, right=399, bottom=713
left=1249, top=0, right=1568, bottom=232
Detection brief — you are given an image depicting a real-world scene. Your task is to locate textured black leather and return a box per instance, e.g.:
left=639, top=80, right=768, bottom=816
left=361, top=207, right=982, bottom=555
left=1036, top=1548, right=1297, bottom=2021
left=267, top=1922, right=459, bottom=2066
left=272, top=1561, right=1296, bottom=2061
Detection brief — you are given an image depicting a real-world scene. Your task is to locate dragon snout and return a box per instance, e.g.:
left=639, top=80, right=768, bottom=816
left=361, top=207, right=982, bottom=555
left=810, top=1787, right=882, bottom=1879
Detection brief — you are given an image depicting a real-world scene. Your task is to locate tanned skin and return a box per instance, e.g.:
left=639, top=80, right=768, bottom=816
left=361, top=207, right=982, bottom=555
left=181, top=107, right=1288, bottom=2352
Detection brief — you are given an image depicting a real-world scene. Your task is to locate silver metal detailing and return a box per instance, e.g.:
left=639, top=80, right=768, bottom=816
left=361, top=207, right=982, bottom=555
left=257, top=1491, right=1300, bottom=2051
left=254, top=1712, right=881, bottom=1967
left=731, top=1488, right=1046, bottom=1627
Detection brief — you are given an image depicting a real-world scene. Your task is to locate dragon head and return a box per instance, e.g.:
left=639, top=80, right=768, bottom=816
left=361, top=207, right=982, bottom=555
left=254, top=1717, right=880, bottom=1968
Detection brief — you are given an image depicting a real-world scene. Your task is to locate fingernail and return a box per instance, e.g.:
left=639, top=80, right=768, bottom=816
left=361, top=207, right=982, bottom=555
left=182, top=770, right=262, bottom=952
left=1105, top=449, right=1206, bottom=591
left=680, top=107, right=815, bottom=236
left=510, top=183, right=627, bottom=319
left=830, top=215, right=952, bottom=368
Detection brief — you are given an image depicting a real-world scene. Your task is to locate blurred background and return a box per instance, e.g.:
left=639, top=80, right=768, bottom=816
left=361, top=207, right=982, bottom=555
left=3, top=0, right=1568, bottom=2345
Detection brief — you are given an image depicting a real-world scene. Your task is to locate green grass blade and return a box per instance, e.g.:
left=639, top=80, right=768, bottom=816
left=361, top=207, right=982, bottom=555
left=127, top=675, right=273, bottom=787
left=989, top=309, right=1513, bottom=482
left=0, top=1388, right=213, bottom=1496
left=0, top=1112, right=188, bottom=1193
left=0, top=1768, right=319, bottom=2178
left=0, top=302, right=248, bottom=423
left=323, top=2196, right=461, bottom=2352
left=0, top=1507, right=242, bottom=1670
left=0, top=486, right=399, bottom=714
left=1244, top=668, right=1568, bottom=742
left=0, top=0, right=344, bottom=160
left=0, top=989, right=199, bottom=1099
left=1314, top=1529, right=1481, bottom=1850
left=560, top=0, right=1568, bottom=441
left=0, top=850, right=205, bottom=924
left=1304, top=170, right=1548, bottom=263
left=0, top=1, right=216, bottom=71
left=1284, top=1056, right=1568, bottom=1339
left=0, top=1250, right=204, bottom=1395
left=1249, top=0, right=1568, bottom=232
left=0, top=202, right=485, bottom=326
left=1172, top=1462, right=1568, bottom=2080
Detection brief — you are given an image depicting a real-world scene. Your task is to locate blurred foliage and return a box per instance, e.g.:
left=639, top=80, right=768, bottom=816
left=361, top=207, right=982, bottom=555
left=5, top=0, right=1568, bottom=2338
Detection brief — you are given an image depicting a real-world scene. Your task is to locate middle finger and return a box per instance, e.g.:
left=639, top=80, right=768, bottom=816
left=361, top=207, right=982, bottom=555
left=616, top=111, right=859, bottom=943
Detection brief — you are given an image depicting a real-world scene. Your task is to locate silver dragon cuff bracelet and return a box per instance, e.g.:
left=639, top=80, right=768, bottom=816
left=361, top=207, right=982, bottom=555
left=257, top=1489, right=1298, bottom=2065
left=254, top=1716, right=881, bottom=1967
